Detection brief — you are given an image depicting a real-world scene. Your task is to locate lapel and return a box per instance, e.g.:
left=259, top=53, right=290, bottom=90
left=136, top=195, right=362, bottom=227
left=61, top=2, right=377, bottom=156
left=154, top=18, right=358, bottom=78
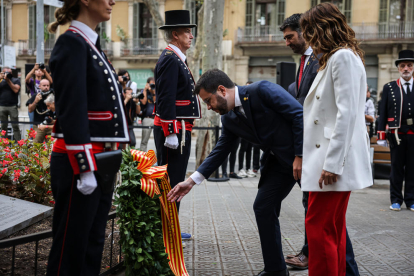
left=304, top=66, right=327, bottom=105
left=237, top=86, right=261, bottom=142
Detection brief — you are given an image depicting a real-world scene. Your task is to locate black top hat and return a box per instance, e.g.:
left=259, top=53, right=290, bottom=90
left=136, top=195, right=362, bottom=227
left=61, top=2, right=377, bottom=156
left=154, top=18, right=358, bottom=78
left=395, top=50, right=414, bottom=67
left=159, top=10, right=197, bottom=30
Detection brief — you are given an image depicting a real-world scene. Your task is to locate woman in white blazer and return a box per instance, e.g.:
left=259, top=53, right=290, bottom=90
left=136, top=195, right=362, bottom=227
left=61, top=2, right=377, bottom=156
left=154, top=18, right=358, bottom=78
left=300, top=3, right=373, bottom=276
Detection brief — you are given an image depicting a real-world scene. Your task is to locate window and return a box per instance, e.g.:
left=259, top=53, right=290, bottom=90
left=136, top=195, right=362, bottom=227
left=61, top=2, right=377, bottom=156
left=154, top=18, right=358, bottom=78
left=28, top=5, right=56, bottom=51
left=311, top=0, right=352, bottom=23
left=245, top=0, right=285, bottom=33
left=379, top=0, right=414, bottom=23
left=132, top=3, right=158, bottom=54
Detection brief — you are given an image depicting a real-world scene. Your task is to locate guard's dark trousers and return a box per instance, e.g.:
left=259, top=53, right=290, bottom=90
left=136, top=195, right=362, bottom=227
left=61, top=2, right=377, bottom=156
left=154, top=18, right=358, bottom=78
left=390, top=134, right=414, bottom=207
left=253, top=154, right=296, bottom=272
left=47, top=152, right=113, bottom=276
left=153, top=126, right=192, bottom=212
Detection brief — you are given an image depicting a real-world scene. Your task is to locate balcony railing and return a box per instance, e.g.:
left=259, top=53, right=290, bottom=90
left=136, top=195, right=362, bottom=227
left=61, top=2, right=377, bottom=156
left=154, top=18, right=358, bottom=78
left=121, top=38, right=162, bottom=56
left=237, top=22, right=414, bottom=44
left=18, top=39, right=55, bottom=56
left=100, top=40, right=113, bottom=56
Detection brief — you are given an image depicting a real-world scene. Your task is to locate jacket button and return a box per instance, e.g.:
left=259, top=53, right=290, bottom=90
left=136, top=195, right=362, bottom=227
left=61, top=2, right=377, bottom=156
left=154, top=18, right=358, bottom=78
left=114, top=107, right=118, bottom=110
left=112, top=95, right=116, bottom=100
left=77, top=154, right=82, bottom=158
left=104, top=70, right=108, bottom=74
left=114, top=114, right=118, bottom=118
left=108, top=78, right=112, bottom=83
left=115, top=131, right=118, bottom=136
left=110, top=87, right=114, bottom=91
left=80, top=159, right=85, bottom=164
left=115, top=123, right=119, bottom=127
left=112, top=70, right=115, bottom=73
left=316, top=144, right=320, bottom=148
left=314, top=120, right=318, bottom=124
left=93, top=55, right=97, bottom=59
left=99, top=62, right=103, bottom=66
left=81, top=165, right=86, bottom=170
left=316, top=96, right=320, bottom=100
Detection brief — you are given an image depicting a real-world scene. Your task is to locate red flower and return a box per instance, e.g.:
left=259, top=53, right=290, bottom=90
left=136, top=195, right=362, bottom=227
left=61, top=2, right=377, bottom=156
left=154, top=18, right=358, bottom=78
left=29, top=129, right=37, bottom=139
left=1, top=130, right=6, bottom=136
left=49, top=200, right=55, bottom=204
left=46, top=190, right=52, bottom=194
left=4, top=147, right=10, bottom=152
left=1, top=168, right=7, bottom=174
left=45, top=135, right=48, bottom=139
left=35, top=153, right=39, bottom=157
left=13, top=169, right=21, bottom=181
left=2, top=138, right=9, bottom=145
left=24, top=166, right=29, bottom=173
left=17, top=140, right=25, bottom=146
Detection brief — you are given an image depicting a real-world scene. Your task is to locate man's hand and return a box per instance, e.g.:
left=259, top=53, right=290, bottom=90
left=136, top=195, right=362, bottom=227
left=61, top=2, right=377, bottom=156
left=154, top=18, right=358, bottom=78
left=38, top=124, right=48, bottom=130
left=34, top=93, right=42, bottom=104
left=124, top=90, right=132, bottom=105
left=164, top=134, right=179, bottom=149
left=318, top=170, right=338, bottom=189
left=34, top=63, right=40, bottom=70
left=167, top=178, right=196, bottom=202
left=293, top=156, right=302, bottom=181
left=144, top=83, right=150, bottom=92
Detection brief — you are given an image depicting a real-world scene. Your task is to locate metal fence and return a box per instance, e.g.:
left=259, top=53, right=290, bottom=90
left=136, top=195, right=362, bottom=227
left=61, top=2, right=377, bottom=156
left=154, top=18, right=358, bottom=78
left=236, top=21, right=414, bottom=43
left=0, top=211, right=123, bottom=276
left=122, top=38, right=162, bottom=56
left=18, top=39, right=55, bottom=56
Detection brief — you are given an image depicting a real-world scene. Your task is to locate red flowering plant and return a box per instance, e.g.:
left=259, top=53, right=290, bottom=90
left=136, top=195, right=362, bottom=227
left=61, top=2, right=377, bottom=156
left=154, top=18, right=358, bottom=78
left=0, top=129, right=55, bottom=205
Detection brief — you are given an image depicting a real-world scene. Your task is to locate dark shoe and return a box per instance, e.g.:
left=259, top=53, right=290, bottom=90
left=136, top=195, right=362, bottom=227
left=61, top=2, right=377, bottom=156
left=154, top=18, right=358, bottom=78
left=254, top=269, right=289, bottom=276
left=222, top=173, right=228, bottom=178
left=229, top=172, right=242, bottom=179
left=285, top=252, right=308, bottom=270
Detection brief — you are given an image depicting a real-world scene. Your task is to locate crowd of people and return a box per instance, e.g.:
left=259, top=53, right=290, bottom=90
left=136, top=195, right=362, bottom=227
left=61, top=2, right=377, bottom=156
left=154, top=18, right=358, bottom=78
left=0, top=0, right=412, bottom=275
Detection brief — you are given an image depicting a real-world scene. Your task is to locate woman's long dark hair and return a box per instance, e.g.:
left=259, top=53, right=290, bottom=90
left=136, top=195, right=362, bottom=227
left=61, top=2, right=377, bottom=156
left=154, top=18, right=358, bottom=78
left=300, top=2, right=365, bottom=71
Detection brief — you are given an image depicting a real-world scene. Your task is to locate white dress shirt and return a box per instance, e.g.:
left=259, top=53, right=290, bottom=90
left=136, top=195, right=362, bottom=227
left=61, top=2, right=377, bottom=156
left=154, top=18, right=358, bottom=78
left=169, top=44, right=186, bottom=61
left=190, top=86, right=242, bottom=185
left=400, top=77, right=413, bottom=94
left=302, top=46, right=313, bottom=72
left=71, top=20, right=98, bottom=45
left=365, top=98, right=375, bottom=125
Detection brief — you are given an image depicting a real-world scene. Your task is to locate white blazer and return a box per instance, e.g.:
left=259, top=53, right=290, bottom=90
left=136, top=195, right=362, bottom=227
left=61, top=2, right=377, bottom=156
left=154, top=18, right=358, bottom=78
left=301, top=49, right=373, bottom=192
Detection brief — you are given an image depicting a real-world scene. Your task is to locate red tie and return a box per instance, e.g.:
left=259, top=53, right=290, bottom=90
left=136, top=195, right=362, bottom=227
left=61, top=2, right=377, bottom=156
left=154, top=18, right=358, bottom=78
left=298, top=55, right=306, bottom=88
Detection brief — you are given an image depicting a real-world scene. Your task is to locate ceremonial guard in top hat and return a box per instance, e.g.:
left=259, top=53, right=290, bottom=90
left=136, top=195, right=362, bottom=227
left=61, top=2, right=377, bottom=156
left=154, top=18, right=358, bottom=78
left=153, top=10, right=201, bottom=243
left=378, top=50, right=414, bottom=212
left=46, top=0, right=129, bottom=275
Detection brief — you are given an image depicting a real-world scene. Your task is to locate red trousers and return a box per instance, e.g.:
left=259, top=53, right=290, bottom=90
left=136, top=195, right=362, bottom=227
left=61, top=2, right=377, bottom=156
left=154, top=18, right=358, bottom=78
left=306, top=191, right=351, bottom=276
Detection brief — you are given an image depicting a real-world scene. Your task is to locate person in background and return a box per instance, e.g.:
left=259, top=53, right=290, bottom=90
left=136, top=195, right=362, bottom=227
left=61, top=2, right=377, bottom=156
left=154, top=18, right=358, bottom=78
left=123, top=87, right=140, bottom=147
left=35, top=94, right=56, bottom=143
left=221, top=135, right=241, bottom=179
left=365, top=86, right=375, bottom=138
left=0, top=67, right=21, bottom=141
left=139, top=77, right=156, bottom=152
left=25, top=63, right=53, bottom=128
left=377, top=49, right=414, bottom=212
left=118, top=69, right=137, bottom=94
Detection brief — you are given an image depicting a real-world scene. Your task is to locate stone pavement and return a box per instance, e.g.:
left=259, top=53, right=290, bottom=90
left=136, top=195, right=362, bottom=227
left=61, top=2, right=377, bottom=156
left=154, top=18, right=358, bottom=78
left=174, top=177, right=414, bottom=276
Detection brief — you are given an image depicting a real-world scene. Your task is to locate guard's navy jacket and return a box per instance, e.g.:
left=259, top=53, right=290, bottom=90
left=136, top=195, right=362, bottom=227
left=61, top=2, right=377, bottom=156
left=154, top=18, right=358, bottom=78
left=49, top=25, right=129, bottom=175
left=378, top=78, right=414, bottom=139
left=154, top=46, right=201, bottom=137
left=197, top=81, right=303, bottom=178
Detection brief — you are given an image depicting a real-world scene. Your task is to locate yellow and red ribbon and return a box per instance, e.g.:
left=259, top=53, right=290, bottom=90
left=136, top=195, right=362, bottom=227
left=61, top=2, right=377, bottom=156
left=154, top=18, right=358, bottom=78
left=130, top=149, right=189, bottom=276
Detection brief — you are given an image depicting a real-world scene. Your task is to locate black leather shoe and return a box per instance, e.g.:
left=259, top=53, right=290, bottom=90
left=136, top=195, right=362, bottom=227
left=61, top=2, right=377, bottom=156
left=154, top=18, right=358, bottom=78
left=229, top=172, right=242, bottom=179
left=222, top=173, right=228, bottom=178
left=255, top=269, right=289, bottom=276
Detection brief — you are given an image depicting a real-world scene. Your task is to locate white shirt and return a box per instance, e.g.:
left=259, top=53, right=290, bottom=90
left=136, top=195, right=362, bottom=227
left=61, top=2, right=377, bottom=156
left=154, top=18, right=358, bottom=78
left=365, top=98, right=375, bottom=125
left=190, top=86, right=242, bottom=185
left=400, top=77, right=413, bottom=94
left=71, top=20, right=98, bottom=45
left=302, top=46, right=313, bottom=72
left=126, top=81, right=138, bottom=94
left=169, top=44, right=186, bottom=62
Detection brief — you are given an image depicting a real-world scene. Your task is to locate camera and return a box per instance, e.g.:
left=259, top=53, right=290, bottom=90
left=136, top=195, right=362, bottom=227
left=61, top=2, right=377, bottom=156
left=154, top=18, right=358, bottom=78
left=132, top=92, right=145, bottom=100
left=6, top=73, right=13, bottom=79
left=42, top=116, right=53, bottom=125
left=40, top=89, right=54, bottom=99
left=122, top=76, right=128, bottom=82
left=39, top=63, right=46, bottom=70
left=150, top=83, right=156, bottom=90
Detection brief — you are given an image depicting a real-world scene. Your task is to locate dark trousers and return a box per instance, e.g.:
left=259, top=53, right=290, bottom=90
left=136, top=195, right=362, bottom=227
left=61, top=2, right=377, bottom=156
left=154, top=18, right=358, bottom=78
left=239, top=139, right=253, bottom=170
left=390, top=134, right=414, bottom=207
left=253, top=145, right=260, bottom=171
left=153, top=126, right=192, bottom=212
left=128, top=127, right=136, bottom=148
left=222, top=137, right=240, bottom=174
left=47, top=152, right=113, bottom=276
left=300, top=189, right=359, bottom=276
left=253, top=155, right=296, bottom=272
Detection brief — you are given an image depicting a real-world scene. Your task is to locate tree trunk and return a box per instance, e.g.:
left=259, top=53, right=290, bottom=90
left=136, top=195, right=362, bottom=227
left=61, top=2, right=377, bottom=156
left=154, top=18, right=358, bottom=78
left=142, top=0, right=164, bottom=27
left=195, top=0, right=225, bottom=172
left=186, top=5, right=204, bottom=82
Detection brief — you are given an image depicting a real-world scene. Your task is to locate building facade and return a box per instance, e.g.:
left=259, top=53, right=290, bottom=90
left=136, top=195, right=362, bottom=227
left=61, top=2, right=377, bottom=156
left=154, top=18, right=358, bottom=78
left=2, top=0, right=413, bottom=115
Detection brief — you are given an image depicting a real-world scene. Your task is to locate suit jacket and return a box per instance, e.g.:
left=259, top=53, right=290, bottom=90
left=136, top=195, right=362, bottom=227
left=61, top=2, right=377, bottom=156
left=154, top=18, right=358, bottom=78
left=197, top=81, right=303, bottom=178
left=302, top=49, right=372, bottom=191
left=295, top=53, right=320, bottom=105
left=287, top=82, right=297, bottom=98
left=154, top=48, right=201, bottom=137
left=49, top=28, right=129, bottom=175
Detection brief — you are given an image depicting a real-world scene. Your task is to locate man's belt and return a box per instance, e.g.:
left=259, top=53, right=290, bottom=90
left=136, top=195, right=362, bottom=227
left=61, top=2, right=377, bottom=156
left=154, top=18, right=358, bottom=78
left=401, top=118, right=413, bottom=126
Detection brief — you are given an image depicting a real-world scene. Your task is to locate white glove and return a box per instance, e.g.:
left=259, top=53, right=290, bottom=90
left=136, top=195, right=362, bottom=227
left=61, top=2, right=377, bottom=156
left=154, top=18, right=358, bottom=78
left=77, top=171, right=98, bottom=195
left=164, top=134, right=179, bottom=149
left=377, top=140, right=388, bottom=147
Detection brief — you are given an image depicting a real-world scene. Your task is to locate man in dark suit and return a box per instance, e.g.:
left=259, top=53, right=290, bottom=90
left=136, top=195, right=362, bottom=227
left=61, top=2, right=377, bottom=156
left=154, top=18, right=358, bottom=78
left=168, top=69, right=303, bottom=276
left=280, top=14, right=359, bottom=275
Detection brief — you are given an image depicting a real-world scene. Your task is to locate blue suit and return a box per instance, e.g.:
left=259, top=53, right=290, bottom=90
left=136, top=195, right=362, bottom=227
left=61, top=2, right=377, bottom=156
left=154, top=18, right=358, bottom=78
left=198, top=81, right=303, bottom=272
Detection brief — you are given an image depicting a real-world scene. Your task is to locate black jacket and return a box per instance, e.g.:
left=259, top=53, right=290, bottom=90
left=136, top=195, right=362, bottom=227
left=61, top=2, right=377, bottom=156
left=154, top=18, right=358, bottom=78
left=154, top=48, right=201, bottom=137
left=295, top=53, right=320, bottom=105
left=49, top=29, right=129, bottom=174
